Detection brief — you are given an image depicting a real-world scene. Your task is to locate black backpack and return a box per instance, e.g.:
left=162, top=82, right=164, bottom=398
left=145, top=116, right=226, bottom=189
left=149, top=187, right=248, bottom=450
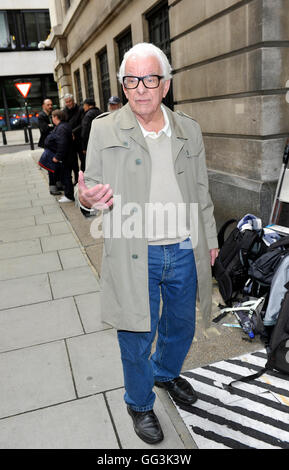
left=227, top=282, right=289, bottom=392
left=213, top=221, right=267, bottom=306
left=248, top=236, right=289, bottom=287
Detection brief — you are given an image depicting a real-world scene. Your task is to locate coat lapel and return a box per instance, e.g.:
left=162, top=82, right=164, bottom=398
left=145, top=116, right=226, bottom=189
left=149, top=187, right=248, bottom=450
left=166, top=107, right=189, bottom=164
left=117, top=104, right=148, bottom=153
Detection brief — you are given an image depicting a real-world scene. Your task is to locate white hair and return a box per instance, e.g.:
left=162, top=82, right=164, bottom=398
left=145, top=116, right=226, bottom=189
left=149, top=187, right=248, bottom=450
left=118, top=42, right=173, bottom=83
left=63, top=93, right=74, bottom=101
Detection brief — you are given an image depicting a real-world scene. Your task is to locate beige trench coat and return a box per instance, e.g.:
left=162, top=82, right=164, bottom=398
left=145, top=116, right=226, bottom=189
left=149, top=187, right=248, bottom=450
left=78, top=103, right=218, bottom=332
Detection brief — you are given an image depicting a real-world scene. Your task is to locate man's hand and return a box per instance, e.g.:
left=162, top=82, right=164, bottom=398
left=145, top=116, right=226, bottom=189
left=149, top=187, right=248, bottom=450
left=210, top=248, right=219, bottom=266
left=52, top=157, right=59, bottom=163
left=78, top=170, right=113, bottom=210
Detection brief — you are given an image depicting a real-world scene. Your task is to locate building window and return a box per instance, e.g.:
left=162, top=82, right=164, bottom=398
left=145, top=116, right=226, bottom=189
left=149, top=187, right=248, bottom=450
left=74, top=70, right=83, bottom=105
left=0, top=10, right=51, bottom=50
left=116, top=28, right=132, bottom=106
left=97, top=48, right=111, bottom=111
left=84, top=60, right=94, bottom=100
left=146, top=1, right=173, bottom=110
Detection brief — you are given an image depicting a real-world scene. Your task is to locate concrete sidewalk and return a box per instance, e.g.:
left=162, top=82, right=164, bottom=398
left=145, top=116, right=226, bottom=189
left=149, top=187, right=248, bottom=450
left=0, top=147, right=197, bottom=449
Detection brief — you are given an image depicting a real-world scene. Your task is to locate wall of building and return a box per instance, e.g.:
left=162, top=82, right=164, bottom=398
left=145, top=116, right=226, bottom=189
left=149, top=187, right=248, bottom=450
left=0, top=0, right=50, bottom=9
left=49, top=0, right=289, bottom=226
left=2, top=50, right=56, bottom=77
left=170, top=0, right=289, bottom=226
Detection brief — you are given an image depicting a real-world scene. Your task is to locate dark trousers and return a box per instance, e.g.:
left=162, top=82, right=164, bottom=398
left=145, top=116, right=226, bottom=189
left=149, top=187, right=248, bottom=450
left=61, top=166, right=75, bottom=201
left=48, top=166, right=62, bottom=188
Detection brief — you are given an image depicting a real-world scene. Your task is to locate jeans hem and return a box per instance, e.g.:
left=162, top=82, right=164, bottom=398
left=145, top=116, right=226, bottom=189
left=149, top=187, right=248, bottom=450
left=127, top=404, right=155, bottom=412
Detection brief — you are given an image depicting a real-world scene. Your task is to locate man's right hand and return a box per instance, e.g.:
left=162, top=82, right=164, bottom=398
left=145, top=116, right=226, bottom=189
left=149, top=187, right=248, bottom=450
left=78, top=171, right=113, bottom=210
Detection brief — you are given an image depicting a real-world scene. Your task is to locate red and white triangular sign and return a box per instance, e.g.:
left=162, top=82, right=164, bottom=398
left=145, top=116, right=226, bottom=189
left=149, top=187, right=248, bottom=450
left=15, top=82, right=32, bottom=98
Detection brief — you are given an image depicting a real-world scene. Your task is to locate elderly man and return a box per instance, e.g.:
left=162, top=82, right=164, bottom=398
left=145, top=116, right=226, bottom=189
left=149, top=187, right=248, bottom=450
left=76, top=43, right=218, bottom=445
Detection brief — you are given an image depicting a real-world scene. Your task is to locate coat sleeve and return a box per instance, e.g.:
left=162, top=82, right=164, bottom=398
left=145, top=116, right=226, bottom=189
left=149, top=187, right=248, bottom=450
left=195, top=123, right=218, bottom=250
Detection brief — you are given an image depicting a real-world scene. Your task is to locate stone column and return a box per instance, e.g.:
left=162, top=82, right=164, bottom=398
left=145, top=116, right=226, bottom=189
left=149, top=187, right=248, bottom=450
left=169, top=0, right=289, bottom=228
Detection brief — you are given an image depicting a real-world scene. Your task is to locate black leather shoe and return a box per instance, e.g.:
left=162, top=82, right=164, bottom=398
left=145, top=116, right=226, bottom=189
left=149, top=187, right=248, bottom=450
left=155, top=376, right=198, bottom=406
left=127, top=406, right=164, bottom=444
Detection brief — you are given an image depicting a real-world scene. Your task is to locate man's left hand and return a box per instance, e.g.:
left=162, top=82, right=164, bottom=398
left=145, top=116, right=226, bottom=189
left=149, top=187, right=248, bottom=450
left=210, top=248, right=219, bottom=266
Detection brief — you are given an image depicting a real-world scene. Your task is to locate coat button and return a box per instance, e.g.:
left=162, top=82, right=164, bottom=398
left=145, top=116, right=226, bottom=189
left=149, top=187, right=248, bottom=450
left=132, top=254, right=138, bottom=259
left=123, top=141, right=129, bottom=147
left=135, top=158, right=142, bottom=165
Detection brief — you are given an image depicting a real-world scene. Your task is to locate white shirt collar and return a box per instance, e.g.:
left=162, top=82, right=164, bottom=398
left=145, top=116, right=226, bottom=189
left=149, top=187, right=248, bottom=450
left=137, top=105, right=171, bottom=139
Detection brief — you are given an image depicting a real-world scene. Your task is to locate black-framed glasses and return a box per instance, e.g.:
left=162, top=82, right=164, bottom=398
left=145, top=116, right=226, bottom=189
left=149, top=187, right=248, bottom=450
left=123, top=75, right=164, bottom=89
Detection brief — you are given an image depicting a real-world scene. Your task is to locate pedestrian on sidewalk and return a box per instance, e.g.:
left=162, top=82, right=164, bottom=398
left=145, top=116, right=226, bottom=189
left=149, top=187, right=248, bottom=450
left=38, top=98, right=54, bottom=148
left=80, top=98, right=102, bottom=172
left=63, top=94, right=83, bottom=184
left=107, top=96, right=122, bottom=113
left=38, top=98, right=62, bottom=195
left=45, top=109, right=75, bottom=202
left=76, top=42, right=219, bottom=445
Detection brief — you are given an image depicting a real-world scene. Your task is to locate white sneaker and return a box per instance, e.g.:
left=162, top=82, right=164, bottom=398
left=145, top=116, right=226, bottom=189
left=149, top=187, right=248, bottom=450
left=58, top=196, right=73, bottom=203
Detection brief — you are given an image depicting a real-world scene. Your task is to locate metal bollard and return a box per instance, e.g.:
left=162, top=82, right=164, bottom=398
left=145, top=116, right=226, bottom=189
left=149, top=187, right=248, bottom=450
left=24, top=126, right=29, bottom=143
left=1, top=129, right=7, bottom=145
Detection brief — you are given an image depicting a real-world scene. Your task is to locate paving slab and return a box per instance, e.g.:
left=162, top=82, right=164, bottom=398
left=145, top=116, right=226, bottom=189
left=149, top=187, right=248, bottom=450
left=0, top=395, right=119, bottom=449
left=0, top=200, right=32, bottom=210
left=0, top=216, right=36, bottom=230
left=0, top=224, right=50, bottom=243
left=66, top=329, right=123, bottom=397
left=49, top=221, right=71, bottom=235
left=74, top=292, right=111, bottom=333
left=35, top=212, right=66, bottom=225
left=0, top=206, right=43, bottom=220
left=106, top=388, right=186, bottom=449
left=41, top=233, right=79, bottom=252
left=32, top=197, right=58, bottom=207
left=0, top=252, right=62, bottom=281
left=0, top=298, right=83, bottom=352
left=0, top=274, right=52, bottom=310
left=58, top=247, right=88, bottom=270
left=49, top=266, right=100, bottom=299
left=0, top=341, right=76, bottom=418
left=42, top=204, right=63, bottom=215
left=0, top=239, right=41, bottom=260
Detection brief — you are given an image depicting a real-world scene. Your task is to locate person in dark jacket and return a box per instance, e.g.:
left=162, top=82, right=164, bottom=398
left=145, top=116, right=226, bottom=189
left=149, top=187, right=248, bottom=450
left=38, top=99, right=63, bottom=195
left=45, top=109, right=74, bottom=202
left=38, top=98, right=54, bottom=148
left=63, top=94, right=83, bottom=184
left=80, top=98, right=102, bottom=171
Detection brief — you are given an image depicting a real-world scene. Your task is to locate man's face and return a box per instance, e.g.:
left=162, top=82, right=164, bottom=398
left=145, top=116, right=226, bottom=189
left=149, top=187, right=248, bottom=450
left=43, top=99, right=53, bottom=114
left=65, top=97, right=75, bottom=109
left=83, top=103, right=89, bottom=112
left=122, top=54, right=170, bottom=120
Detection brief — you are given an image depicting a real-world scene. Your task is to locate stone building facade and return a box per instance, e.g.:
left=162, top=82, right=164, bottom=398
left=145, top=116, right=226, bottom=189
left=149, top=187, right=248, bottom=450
left=49, top=0, right=289, bottom=227
left=0, top=0, right=57, bottom=130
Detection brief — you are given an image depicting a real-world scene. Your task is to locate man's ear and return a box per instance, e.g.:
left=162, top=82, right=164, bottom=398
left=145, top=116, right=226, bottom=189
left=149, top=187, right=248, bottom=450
left=162, top=80, right=171, bottom=99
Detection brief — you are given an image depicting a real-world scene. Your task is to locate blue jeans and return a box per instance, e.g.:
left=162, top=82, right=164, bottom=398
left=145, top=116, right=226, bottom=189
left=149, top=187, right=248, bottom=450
left=117, top=238, right=197, bottom=412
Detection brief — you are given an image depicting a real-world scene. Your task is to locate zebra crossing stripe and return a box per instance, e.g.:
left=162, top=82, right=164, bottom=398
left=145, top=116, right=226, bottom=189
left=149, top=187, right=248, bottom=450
left=175, top=349, right=289, bottom=449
